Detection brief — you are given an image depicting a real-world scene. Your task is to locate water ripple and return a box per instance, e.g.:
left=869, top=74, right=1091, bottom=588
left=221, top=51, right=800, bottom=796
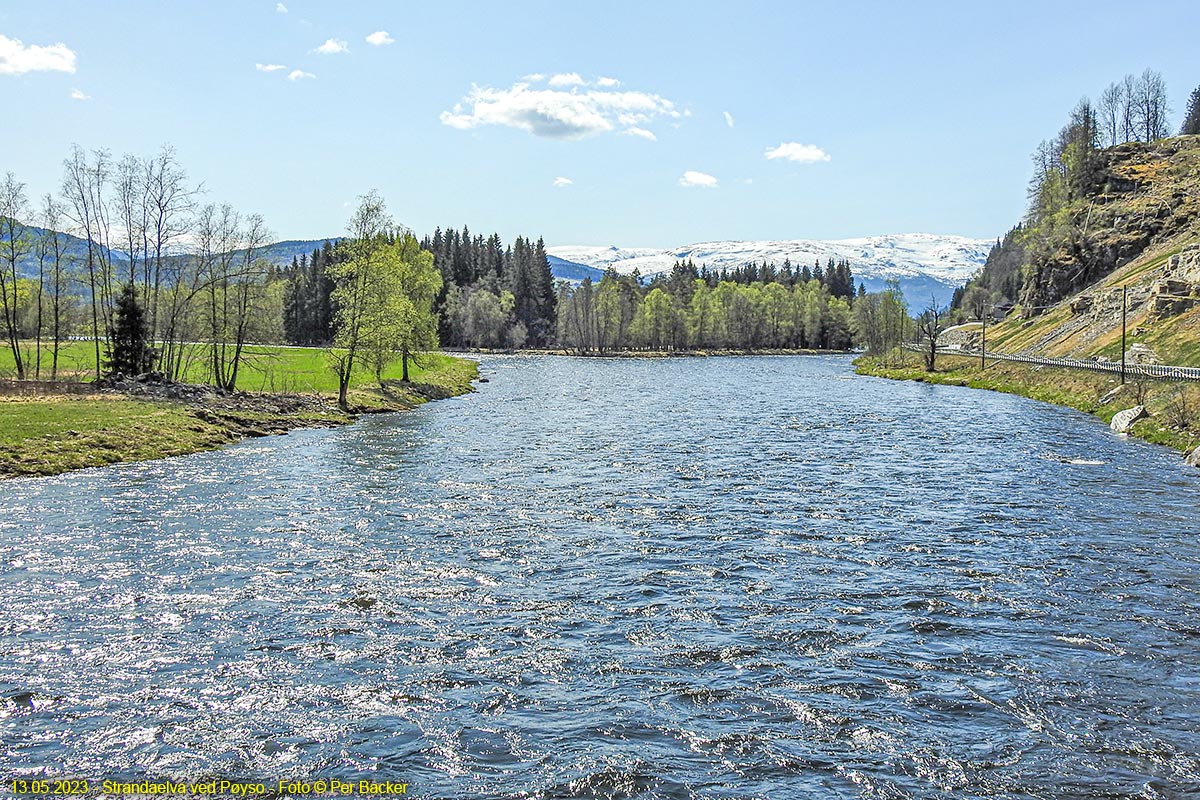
left=2, top=355, right=1200, bottom=797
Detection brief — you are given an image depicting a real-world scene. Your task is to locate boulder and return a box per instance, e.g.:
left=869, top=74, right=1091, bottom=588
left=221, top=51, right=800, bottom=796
left=1187, top=446, right=1200, bottom=468
left=1127, top=343, right=1160, bottom=365
left=1110, top=405, right=1148, bottom=434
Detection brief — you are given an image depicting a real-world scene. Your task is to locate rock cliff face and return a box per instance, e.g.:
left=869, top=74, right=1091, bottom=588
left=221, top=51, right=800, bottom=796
left=1020, top=136, right=1200, bottom=312
left=1147, top=244, right=1200, bottom=319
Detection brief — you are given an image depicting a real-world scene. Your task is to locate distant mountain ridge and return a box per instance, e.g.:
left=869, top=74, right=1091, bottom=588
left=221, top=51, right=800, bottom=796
left=5, top=223, right=340, bottom=277
left=7, top=222, right=988, bottom=309
left=546, top=234, right=992, bottom=307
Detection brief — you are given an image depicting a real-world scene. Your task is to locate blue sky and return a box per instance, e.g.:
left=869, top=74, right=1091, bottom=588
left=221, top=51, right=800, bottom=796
left=1, top=1, right=1198, bottom=247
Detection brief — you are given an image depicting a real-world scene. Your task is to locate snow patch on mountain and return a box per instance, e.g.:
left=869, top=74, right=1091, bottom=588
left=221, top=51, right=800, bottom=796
left=548, top=233, right=992, bottom=307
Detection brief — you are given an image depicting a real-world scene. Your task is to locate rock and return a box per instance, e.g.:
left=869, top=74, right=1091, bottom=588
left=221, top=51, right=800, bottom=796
left=1098, top=386, right=1123, bottom=405
left=1187, top=446, right=1200, bottom=468
left=1127, top=343, right=1160, bottom=365
left=341, top=594, right=378, bottom=611
left=1110, top=405, right=1148, bottom=434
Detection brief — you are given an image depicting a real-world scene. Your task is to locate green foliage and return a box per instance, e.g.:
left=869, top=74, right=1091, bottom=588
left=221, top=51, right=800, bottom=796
left=958, top=70, right=1183, bottom=316
left=424, top=227, right=556, bottom=347
left=0, top=353, right=478, bottom=478
left=1183, top=86, right=1200, bottom=136
left=853, top=279, right=911, bottom=355
left=556, top=272, right=861, bottom=353
left=105, top=283, right=155, bottom=375
left=326, top=193, right=444, bottom=404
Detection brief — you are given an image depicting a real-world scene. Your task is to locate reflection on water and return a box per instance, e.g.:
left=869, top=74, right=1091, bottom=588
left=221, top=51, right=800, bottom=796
left=2, top=355, right=1199, bottom=797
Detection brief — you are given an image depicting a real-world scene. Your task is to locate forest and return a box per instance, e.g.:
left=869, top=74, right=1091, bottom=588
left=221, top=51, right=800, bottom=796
left=0, top=144, right=919, bottom=395
left=555, top=258, right=870, bottom=353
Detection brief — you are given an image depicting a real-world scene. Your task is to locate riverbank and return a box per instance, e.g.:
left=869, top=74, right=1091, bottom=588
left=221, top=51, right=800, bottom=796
left=855, top=350, right=1200, bottom=458
left=446, top=347, right=849, bottom=358
left=0, top=354, right=479, bottom=480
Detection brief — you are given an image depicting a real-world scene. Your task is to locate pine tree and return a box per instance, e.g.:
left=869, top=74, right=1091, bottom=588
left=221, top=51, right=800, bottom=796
left=106, top=283, right=154, bottom=376
left=532, top=237, right=556, bottom=345
left=1182, top=86, right=1200, bottom=135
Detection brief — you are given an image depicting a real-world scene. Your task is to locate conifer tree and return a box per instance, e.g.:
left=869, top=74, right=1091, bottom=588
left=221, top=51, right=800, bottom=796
left=106, top=283, right=155, bottom=376
left=1182, top=86, right=1200, bottom=136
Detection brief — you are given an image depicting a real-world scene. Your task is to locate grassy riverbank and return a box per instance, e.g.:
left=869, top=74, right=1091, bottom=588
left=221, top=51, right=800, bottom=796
left=0, top=340, right=470, bottom=393
left=447, top=347, right=845, bottom=358
left=0, top=350, right=478, bottom=480
left=855, top=350, right=1200, bottom=456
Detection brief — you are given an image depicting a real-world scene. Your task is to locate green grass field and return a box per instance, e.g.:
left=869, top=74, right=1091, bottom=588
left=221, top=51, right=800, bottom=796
left=0, top=340, right=470, bottom=394
left=0, top=342, right=479, bottom=478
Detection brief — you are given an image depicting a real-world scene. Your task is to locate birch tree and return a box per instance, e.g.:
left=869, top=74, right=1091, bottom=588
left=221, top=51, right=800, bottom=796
left=0, top=173, right=31, bottom=378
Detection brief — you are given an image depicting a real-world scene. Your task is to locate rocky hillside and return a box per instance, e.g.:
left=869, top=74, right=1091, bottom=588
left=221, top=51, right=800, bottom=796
left=1020, top=135, right=1200, bottom=310
left=980, top=236, right=1200, bottom=367
left=950, top=134, right=1200, bottom=367
left=961, top=135, right=1200, bottom=315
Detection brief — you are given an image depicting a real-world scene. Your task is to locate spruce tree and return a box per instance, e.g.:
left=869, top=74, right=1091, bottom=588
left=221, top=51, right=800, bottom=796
left=106, top=283, right=154, bottom=377
left=1182, top=86, right=1200, bottom=135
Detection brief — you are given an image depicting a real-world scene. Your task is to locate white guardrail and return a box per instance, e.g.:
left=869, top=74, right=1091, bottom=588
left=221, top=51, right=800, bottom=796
left=903, top=344, right=1200, bottom=382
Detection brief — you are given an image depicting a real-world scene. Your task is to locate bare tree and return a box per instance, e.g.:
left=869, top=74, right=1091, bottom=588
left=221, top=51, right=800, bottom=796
left=199, top=203, right=241, bottom=387
left=224, top=212, right=273, bottom=391
left=142, top=145, right=198, bottom=341
left=39, top=195, right=72, bottom=380
left=1098, top=81, right=1125, bottom=147
left=915, top=298, right=946, bottom=372
left=115, top=153, right=147, bottom=287
left=1135, top=69, right=1170, bottom=142
left=61, top=145, right=116, bottom=378
left=1121, top=73, right=1138, bottom=143
left=0, top=173, right=31, bottom=378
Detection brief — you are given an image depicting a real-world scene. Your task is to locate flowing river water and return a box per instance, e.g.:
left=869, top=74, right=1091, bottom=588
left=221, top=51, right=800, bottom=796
left=2, top=355, right=1199, bottom=798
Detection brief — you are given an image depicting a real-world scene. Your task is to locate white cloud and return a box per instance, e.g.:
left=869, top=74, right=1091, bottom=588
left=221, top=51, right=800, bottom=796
left=0, top=34, right=76, bottom=76
left=288, top=69, right=316, bottom=81
left=596, top=76, right=620, bottom=87
left=553, top=176, right=573, bottom=188
left=256, top=63, right=287, bottom=72
left=764, top=141, right=831, bottom=163
left=723, top=111, right=734, bottom=128
left=70, top=88, right=89, bottom=101
left=547, top=72, right=585, bottom=87
left=314, top=38, right=348, bottom=55
left=365, top=30, right=394, bottom=46
left=621, top=126, right=657, bottom=141
left=522, top=73, right=544, bottom=82
left=679, top=170, right=718, bottom=188
left=276, top=2, right=288, bottom=12
left=440, top=79, right=682, bottom=140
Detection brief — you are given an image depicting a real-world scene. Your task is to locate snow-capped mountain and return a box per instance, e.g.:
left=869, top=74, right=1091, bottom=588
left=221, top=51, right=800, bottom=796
left=547, top=233, right=993, bottom=307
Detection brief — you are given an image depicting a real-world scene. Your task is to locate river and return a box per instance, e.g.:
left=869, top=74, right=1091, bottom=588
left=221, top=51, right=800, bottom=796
left=2, top=355, right=1199, bottom=798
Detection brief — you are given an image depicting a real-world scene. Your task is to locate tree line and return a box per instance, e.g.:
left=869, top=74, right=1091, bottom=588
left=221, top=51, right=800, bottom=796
left=1, top=144, right=923, bottom=393
left=422, top=227, right=557, bottom=350
left=553, top=257, right=904, bottom=354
